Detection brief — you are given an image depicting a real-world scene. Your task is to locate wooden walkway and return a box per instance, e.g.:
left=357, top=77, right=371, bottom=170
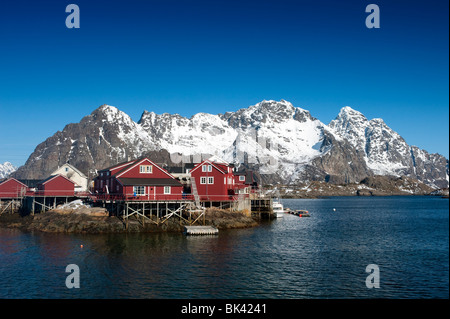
left=184, top=226, right=219, bottom=235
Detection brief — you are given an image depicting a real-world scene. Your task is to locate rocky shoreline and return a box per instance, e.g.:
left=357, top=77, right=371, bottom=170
left=265, top=176, right=445, bottom=198
left=0, top=207, right=259, bottom=234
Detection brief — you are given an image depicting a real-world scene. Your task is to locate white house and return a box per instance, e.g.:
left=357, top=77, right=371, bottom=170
left=51, top=163, right=89, bottom=192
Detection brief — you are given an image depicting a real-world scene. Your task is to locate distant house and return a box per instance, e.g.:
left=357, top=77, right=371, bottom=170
left=234, top=170, right=257, bottom=195
left=93, top=157, right=184, bottom=201
left=0, top=178, right=28, bottom=198
left=36, top=174, right=75, bottom=197
left=190, top=158, right=240, bottom=201
left=51, top=163, right=88, bottom=192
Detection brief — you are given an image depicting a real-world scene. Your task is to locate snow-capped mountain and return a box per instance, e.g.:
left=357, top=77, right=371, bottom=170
left=328, top=106, right=449, bottom=188
left=12, top=100, right=449, bottom=189
left=0, top=162, right=16, bottom=179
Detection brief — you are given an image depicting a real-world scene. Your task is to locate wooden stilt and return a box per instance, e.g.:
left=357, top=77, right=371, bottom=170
left=157, top=202, right=160, bottom=223
left=126, top=202, right=129, bottom=230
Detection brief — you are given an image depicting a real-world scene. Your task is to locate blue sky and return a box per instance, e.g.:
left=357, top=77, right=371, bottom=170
left=0, top=0, right=448, bottom=166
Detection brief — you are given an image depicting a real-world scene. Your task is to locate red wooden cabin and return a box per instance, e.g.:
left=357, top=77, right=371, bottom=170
left=234, top=171, right=257, bottom=195
left=36, top=174, right=75, bottom=197
left=93, top=157, right=184, bottom=201
left=0, top=178, right=28, bottom=198
left=190, top=159, right=242, bottom=201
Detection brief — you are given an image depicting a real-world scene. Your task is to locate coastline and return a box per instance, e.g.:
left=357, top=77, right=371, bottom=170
left=264, top=178, right=448, bottom=199
left=0, top=207, right=259, bottom=234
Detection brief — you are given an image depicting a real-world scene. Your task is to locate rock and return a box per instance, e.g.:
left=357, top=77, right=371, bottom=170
left=356, top=189, right=373, bottom=196
left=1, top=207, right=258, bottom=234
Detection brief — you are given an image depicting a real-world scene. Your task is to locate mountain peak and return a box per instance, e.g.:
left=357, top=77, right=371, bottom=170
left=0, top=161, right=17, bottom=178
left=97, top=104, right=119, bottom=112
left=90, top=104, right=134, bottom=124
left=338, top=106, right=366, bottom=118
left=256, top=99, right=294, bottom=109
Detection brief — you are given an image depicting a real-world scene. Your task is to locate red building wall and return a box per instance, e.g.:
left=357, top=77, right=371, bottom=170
left=0, top=179, right=28, bottom=198
left=191, top=161, right=236, bottom=201
left=94, top=158, right=184, bottom=200
left=37, top=175, right=75, bottom=197
left=122, top=185, right=184, bottom=201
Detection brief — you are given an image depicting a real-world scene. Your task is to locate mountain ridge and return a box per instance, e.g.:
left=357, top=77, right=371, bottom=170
left=11, top=100, right=449, bottom=189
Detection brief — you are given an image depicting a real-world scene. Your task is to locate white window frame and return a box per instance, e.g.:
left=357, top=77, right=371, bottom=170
left=200, top=177, right=207, bottom=184
left=140, top=165, right=153, bottom=173
left=133, top=186, right=145, bottom=195
left=202, top=164, right=212, bottom=172
left=239, top=175, right=245, bottom=182
left=164, top=186, right=171, bottom=194
left=208, top=177, right=214, bottom=184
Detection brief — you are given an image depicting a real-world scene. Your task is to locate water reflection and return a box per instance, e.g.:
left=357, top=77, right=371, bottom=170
left=0, top=197, right=448, bottom=298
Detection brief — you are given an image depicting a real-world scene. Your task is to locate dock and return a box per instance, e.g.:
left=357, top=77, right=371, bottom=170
left=184, top=226, right=219, bottom=235
left=285, top=209, right=310, bottom=217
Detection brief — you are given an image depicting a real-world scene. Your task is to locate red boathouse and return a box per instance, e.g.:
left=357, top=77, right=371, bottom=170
left=190, top=159, right=242, bottom=201
left=36, top=174, right=75, bottom=197
left=0, top=178, right=28, bottom=198
left=94, top=157, right=184, bottom=201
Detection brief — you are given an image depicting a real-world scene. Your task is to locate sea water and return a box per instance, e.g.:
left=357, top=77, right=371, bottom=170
left=0, top=196, right=448, bottom=299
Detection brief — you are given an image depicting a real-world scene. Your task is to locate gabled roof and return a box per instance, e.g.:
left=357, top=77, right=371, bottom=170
left=190, top=159, right=229, bottom=175
left=98, top=159, right=136, bottom=172
left=38, top=174, right=76, bottom=186
left=207, top=155, right=228, bottom=164
left=115, top=157, right=176, bottom=179
left=52, top=163, right=87, bottom=178
left=0, top=178, right=28, bottom=188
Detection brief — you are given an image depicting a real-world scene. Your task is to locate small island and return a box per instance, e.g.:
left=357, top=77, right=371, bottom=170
left=0, top=206, right=259, bottom=234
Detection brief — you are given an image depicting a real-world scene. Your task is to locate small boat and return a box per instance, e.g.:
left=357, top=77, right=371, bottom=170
left=272, top=200, right=287, bottom=218
left=295, top=210, right=310, bottom=217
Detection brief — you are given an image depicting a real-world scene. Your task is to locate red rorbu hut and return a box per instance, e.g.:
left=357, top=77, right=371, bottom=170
left=93, top=157, right=184, bottom=201
left=0, top=178, right=28, bottom=198
left=36, top=174, right=75, bottom=197
left=190, top=158, right=239, bottom=201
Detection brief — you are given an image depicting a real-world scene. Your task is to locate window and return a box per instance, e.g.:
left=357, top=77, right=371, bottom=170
left=208, top=177, right=214, bottom=184
left=164, top=186, right=171, bottom=194
left=202, top=164, right=212, bottom=172
left=65, top=167, right=69, bottom=172
left=140, top=165, right=153, bottom=173
left=239, top=175, right=245, bottom=182
left=200, top=177, right=207, bottom=184
left=133, top=186, right=145, bottom=196
left=116, top=185, right=120, bottom=192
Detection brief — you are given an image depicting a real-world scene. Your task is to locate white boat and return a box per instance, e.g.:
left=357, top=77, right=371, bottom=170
left=272, top=200, right=286, bottom=218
